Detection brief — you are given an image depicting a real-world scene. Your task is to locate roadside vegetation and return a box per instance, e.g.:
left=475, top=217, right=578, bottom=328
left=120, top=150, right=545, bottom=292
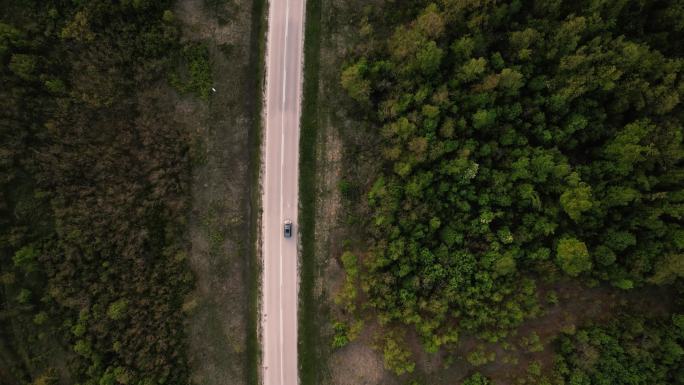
left=298, top=0, right=324, bottom=383
left=304, top=0, right=683, bottom=384
left=176, top=0, right=265, bottom=385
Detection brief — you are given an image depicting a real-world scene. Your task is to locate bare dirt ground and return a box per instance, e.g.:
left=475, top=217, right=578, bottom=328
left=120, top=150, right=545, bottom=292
left=174, top=1, right=261, bottom=384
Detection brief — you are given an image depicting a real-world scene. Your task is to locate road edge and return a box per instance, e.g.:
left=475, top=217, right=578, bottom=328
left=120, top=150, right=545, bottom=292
left=297, top=0, right=323, bottom=383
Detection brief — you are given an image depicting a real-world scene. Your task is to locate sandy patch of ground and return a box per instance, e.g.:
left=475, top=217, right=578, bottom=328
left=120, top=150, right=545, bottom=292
left=330, top=342, right=384, bottom=385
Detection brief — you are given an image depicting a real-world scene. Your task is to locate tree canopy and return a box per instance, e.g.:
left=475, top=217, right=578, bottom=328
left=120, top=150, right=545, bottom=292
left=340, top=0, right=684, bottom=360
left=553, top=315, right=684, bottom=385
left=1, top=1, right=205, bottom=384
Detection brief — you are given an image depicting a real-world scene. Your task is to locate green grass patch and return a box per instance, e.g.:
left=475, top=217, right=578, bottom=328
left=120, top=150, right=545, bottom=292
left=170, top=42, right=213, bottom=101
left=298, top=0, right=323, bottom=384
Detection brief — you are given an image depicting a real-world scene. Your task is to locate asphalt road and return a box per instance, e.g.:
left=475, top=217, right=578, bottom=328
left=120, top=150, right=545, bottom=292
left=261, top=0, right=305, bottom=384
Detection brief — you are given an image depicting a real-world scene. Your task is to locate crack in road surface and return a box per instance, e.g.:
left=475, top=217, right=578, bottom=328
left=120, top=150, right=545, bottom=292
left=262, top=0, right=305, bottom=384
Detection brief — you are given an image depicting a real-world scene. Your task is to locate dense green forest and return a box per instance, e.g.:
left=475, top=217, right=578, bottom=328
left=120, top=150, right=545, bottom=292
left=463, top=314, right=684, bottom=384
left=1, top=1, right=209, bottom=384
left=339, top=0, right=684, bottom=380
left=552, top=315, right=684, bottom=385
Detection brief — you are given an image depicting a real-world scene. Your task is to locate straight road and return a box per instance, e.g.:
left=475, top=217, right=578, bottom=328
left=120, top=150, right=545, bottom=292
left=262, top=0, right=305, bottom=384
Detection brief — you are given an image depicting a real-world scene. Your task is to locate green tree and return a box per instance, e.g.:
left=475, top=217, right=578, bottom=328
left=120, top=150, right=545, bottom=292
left=560, top=173, right=593, bottom=221
left=472, top=109, right=496, bottom=129
left=416, top=41, right=443, bottom=75
left=459, top=58, right=487, bottom=82
left=13, top=245, right=38, bottom=272
left=461, top=373, right=491, bottom=385
left=557, top=237, right=591, bottom=277
left=9, top=53, right=37, bottom=81
left=497, top=68, right=524, bottom=94
left=107, top=299, right=129, bottom=320
left=605, top=120, right=656, bottom=176
left=341, top=59, right=371, bottom=103
left=649, top=254, right=684, bottom=285
left=381, top=332, right=415, bottom=375
left=467, top=345, right=496, bottom=366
